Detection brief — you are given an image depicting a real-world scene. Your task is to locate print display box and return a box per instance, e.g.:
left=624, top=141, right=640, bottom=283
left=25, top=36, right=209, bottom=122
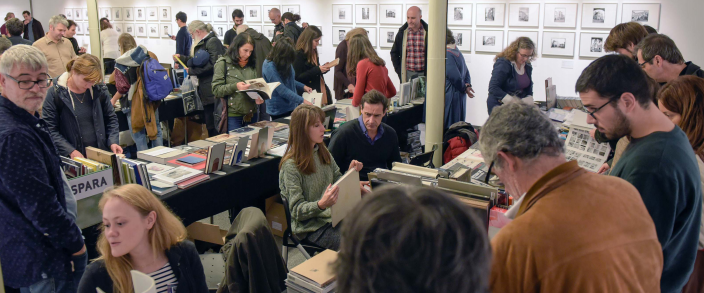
left=73, top=168, right=115, bottom=229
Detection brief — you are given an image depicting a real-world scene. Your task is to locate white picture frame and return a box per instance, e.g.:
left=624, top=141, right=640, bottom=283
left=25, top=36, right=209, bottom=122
left=100, top=8, right=111, bottom=20
left=263, top=25, right=276, bottom=41
left=379, top=27, right=397, bottom=48
left=263, top=5, right=280, bottom=23
left=228, top=6, right=244, bottom=23
left=245, top=5, right=262, bottom=23
left=123, top=8, right=134, bottom=21
left=450, top=28, right=472, bottom=52
left=75, top=21, right=84, bottom=35
left=544, top=4, right=577, bottom=28
left=159, top=7, right=171, bottom=22
left=508, top=30, right=539, bottom=50
left=112, top=7, right=122, bottom=21
left=542, top=31, right=575, bottom=57
left=135, top=7, right=146, bottom=21
left=333, top=26, right=352, bottom=46
left=79, top=9, right=87, bottom=21
left=147, top=23, right=159, bottom=38
left=160, top=23, right=173, bottom=39
left=475, top=30, right=504, bottom=53
left=581, top=3, right=617, bottom=29
left=316, top=25, right=323, bottom=46
left=64, top=9, right=73, bottom=20
left=363, top=27, right=377, bottom=47
left=509, top=3, right=540, bottom=27
left=622, top=3, right=661, bottom=30
left=113, top=22, right=124, bottom=34
left=379, top=4, right=402, bottom=25
left=214, top=24, right=228, bottom=39
left=356, top=4, right=377, bottom=24
left=448, top=3, right=473, bottom=26
left=283, top=5, right=300, bottom=15
left=405, top=4, right=429, bottom=22
left=332, top=4, right=353, bottom=24
left=248, top=25, right=262, bottom=33
left=212, top=6, right=227, bottom=22
left=135, top=23, right=147, bottom=37
left=146, top=7, right=158, bottom=22
left=476, top=3, right=505, bottom=27
left=197, top=6, right=211, bottom=22
left=83, top=22, right=90, bottom=36
left=579, top=32, right=609, bottom=58
left=125, top=23, right=135, bottom=36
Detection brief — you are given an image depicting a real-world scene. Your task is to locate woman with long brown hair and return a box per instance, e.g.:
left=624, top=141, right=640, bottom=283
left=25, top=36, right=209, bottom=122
left=347, top=34, right=396, bottom=107
left=78, top=184, right=208, bottom=293
left=658, top=76, right=704, bottom=293
left=279, top=104, right=363, bottom=250
left=487, top=36, right=536, bottom=114
left=333, top=28, right=367, bottom=101
left=99, top=18, right=120, bottom=74
left=294, top=26, right=333, bottom=106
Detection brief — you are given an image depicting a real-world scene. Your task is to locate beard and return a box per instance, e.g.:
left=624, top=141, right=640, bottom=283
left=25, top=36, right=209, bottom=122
left=600, top=106, right=631, bottom=140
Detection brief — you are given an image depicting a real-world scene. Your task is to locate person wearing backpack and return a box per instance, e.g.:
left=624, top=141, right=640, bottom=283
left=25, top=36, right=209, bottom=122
left=42, top=54, right=121, bottom=159
left=174, top=20, right=225, bottom=137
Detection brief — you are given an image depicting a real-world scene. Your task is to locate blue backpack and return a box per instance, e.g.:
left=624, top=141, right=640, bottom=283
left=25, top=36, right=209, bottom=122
left=140, top=56, right=173, bottom=102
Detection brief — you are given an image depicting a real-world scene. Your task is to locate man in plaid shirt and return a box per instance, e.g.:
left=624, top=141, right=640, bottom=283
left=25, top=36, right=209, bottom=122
left=390, top=6, right=429, bottom=83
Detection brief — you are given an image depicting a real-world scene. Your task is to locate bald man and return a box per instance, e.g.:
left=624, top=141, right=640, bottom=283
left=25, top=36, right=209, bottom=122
left=390, top=6, right=428, bottom=82
left=269, top=8, right=284, bottom=45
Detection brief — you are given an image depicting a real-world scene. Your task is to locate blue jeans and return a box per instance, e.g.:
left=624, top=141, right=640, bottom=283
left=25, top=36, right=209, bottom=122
left=123, top=107, right=164, bottom=151
left=19, top=252, right=87, bottom=293
left=228, top=113, right=259, bottom=132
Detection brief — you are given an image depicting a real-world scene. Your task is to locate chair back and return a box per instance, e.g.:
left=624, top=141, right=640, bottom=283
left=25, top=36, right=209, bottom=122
left=280, top=195, right=294, bottom=243
left=409, top=144, right=438, bottom=168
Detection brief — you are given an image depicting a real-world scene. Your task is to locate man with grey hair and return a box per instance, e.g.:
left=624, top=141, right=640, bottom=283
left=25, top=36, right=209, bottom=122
left=0, top=45, right=86, bottom=293
left=32, top=15, right=76, bottom=79
left=636, top=34, right=704, bottom=85
left=482, top=103, right=663, bottom=292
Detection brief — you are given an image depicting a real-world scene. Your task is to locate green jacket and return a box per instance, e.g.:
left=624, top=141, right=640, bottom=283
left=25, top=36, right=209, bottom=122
left=212, top=55, right=257, bottom=117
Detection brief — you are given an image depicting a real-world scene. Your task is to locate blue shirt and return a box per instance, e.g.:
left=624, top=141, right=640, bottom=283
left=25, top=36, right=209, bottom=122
left=27, top=19, right=35, bottom=42
left=358, top=115, right=384, bottom=145
left=262, top=60, right=306, bottom=116
left=176, top=26, right=192, bottom=58
left=0, top=95, right=85, bottom=288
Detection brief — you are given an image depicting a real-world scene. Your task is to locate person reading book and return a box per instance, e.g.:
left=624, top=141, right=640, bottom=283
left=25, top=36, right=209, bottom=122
left=346, top=34, right=396, bottom=107
left=212, top=33, right=264, bottom=132
left=279, top=104, right=365, bottom=250
left=294, top=26, right=333, bottom=107
left=263, top=38, right=313, bottom=120
left=78, top=184, right=208, bottom=293
left=43, top=53, right=122, bottom=159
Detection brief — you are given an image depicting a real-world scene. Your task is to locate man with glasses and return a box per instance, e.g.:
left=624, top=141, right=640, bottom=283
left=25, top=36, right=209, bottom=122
left=604, top=22, right=649, bottom=59
left=32, top=15, right=76, bottom=79
left=577, top=54, right=702, bottom=293
left=636, top=34, right=704, bottom=85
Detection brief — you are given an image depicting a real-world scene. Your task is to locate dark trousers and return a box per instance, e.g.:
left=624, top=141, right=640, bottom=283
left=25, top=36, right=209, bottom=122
left=204, top=104, right=217, bottom=137
left=103, top=58, right=115, bottom=75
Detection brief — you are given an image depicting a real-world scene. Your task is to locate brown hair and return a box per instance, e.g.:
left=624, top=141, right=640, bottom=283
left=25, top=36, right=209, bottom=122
left=99, top=17, right=112, bottom=31
left=658, top=76, right=704, bottom=158
left=344, top=28, right=367, bottom=41
left=279, top=104, right=332, bottom=174
left=118, top=33, right=137, bottom=54
left=495, top=37, right=536, bottom=62
left=347, top=34, right=385, bottom=77
left=282, top=12, right=301, bottom=23
left=604, top=22, right=648, bottom=52
left=636, top=34, right=685, bottom=65
left=96, top=184, right=187, bottom=293
left=4, top=12, right=14, bottom=21
left=361, top=90, right=389, bottom=112
left=296, top=26, right=322, bottom=65
left=66, top=54, right=103, bottom=83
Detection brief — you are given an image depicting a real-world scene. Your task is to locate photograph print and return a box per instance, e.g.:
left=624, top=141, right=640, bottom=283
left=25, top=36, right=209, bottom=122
left=64, top=8, right=72, bottom=20
left=483, top=36, right=495, bottom=46
left=451, top=29, right=472, bottom=52
left=355, top=4, right=377, bottom=24
left=379, top=4, right=402, bottom=25
left=136, top=23, right=147, bottom=37
left=448, top=3, right=472, bottom=26
left=332, top=26, right=352, bottom=45
left=147, top=23, right=159, bottom=38
left=455, top=7, right=463, bottom=21
left=197, top=6, right=211, bottom=22
left=554, top=8, right=565, bottom=22
left=75, top=21, right=83, bottom=35
left=333, top=4, right=353, bottom=24
left=263, top=25, right=275, bottom=40
left=113, top=7, right=122, bottom=21
left=475, top=30, right=504, bottom=53
left=245, top=5, right=262, bottom=23
left=135, top=7, right=146, bottom=21
left=631, top=10, right=648, bottom=22
left=159, top=7, right=171, bottom=22
left=486, top=7, right=495, bottom=21
left=476, top=3, right=505, bottom=26
left=581, top=4, right=617, bottom=28
left=590, top=37, right=603, bottom=52
left=379, top=27, right=397, bottom=48
left=82, top=22, right=89, bottom=35
left=551, top=38, right=566, bottom=48
left=213, top=6, right=227, bottom=22
left=282, top=5, right=300, bottom=15
left=101, top=8, right=111, bottom=20
left=161, top=23, right=172, bottom=38
left=113, top=22, right=123, bottom=34
left=518, top=7, right=529, bottom=22
left=214, top=24, right=228, bottom=39
left=75, top=8, right=83, bottom=21
left=592, top=8, right=605, bottom=23
left=125, top=23, right=134, bottom=36
left=542, top=31, right=575, bottom=57
left=124, top=8, right=134, bottom=21
left=147, top=7, right=158, bottom=21
left=544, top=4, right=577, bottom=28
left=622, top=4, right=661, bottom=29
left=509, top=3, right=539, bottom=27
left=579, top=32, right=609, bottom=58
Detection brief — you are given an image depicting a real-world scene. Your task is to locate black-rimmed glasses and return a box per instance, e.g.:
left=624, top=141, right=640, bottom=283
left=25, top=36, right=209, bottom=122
left=638, top=58, right=653, bottom=68
left=3, top=74, right=53, bottom=90
left=582, top=96, right=619, bottom=119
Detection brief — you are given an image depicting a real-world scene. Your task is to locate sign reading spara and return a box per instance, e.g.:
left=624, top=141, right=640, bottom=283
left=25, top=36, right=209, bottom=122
left=71, top=169, right=114, bottom=200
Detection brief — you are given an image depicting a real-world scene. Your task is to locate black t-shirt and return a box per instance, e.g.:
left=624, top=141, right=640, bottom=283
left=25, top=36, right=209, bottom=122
left=71, top=90, right=98, bottom=154
left=223, top=27, right=237, bottom=48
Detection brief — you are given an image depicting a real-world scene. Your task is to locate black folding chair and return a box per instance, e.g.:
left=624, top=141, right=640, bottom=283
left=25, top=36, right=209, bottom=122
left=409, top=144, right=438, bottom=168
left=280, top=196, right=326, bottom=265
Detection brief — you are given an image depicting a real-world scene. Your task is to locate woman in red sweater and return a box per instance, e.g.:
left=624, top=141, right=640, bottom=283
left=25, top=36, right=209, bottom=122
left=347, top=34, right=396, bottom=107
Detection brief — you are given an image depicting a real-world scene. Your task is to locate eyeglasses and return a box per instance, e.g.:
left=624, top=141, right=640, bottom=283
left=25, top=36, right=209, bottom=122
left=638, top=58, right=653, bottom=68
left=484, top=160, right=495, bottom=184
left=518, top=53, right=531, bottom=59
left=582, top=96, right=619, bottom=119
left=3, top=74, right=53, bottom=90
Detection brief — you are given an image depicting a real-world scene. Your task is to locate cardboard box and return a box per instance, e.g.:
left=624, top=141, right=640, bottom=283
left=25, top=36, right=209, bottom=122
left=266, top=195, right=288, bottom=238
left=186, top=222, right=228, bottom=245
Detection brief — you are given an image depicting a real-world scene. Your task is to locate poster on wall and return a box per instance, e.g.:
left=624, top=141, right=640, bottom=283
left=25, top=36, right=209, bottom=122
left=135, top=23, right=147, bottom=37
left=332, top=4, right=353, bottom=24
left=159, top=7, right=171, bottom=22
left=448, top=3, right=472, bottom=26
left=405, top=4, right=429, bottom=22
left=379, top=4, right=402, bottom=25
left=64, top=9, right=73, bottom=20
left=579, top=32, right=608, bottom=58
left=508, top=3, right=539, bottom=27
left=213, top=6, right=227, bottom=22
left=112, top=8, right=122, bottom=21
left=332, top=26, right=352, bottom=46
left=283, top=5, right=300, bottom=15
left=544, top=3, right=577, bottom=28
left=475, top=30, right=504, bottom=53
left=263, top=5, right=280, bottom=23
left=147, top=23, right=159, bottom=38
left=355, top=4, right=377, bottom=24
left=581, top=3, right=617, bottom=29
left=135, top=7, right=146, bottom=21
left=100, top=8, right=111, bottom=20
left=228, top=6, right=244, bottom=23
left=214, top=24, right=228, bottom=39
left=125, top=23, right=135, bottom=36
left=542, top=31, right=575, bottom=57
left=197, top=6, right=211, bottom=22
left=622, top=3, right=661, bottom=30
left=161, top=23, right=172, bottom=38
left=123, top=8, right=134, bottom=21
left=476, top=3, right=505, bottom=26
left=379, top=27, right=397, bottom=48
left=450, top=29, right=472, bottom=52
left=146, top=7, right=158, bottom=21
left=263, top=25, right=276, bottom=41
left=113, top=22, right=124, bottom=34
left=245, top=5, right=262, bottom=23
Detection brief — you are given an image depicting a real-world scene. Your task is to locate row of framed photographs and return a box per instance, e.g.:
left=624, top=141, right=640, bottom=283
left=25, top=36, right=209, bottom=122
left=196, top=5, right=300, bottom=23
left=71, top=21, right=174, bottom=39
left=64, top=7, right=172, bottom=22
left=332, top=4, right=423, bottom=25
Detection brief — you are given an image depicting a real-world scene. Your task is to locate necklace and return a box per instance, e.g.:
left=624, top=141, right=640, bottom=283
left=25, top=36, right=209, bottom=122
left=68, top=77, right=85, bottom=103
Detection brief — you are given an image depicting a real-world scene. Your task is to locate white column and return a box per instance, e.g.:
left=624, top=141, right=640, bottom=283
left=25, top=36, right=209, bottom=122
left=86, top=0, right=102, bottom=71
left=425, top=0, right=447, bottom=167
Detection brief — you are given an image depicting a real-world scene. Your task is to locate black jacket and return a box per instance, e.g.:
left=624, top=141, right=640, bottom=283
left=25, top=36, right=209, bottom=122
left=9, top=35, right=32, bottom=46
left=23, top=18, right=44, bottom=41
left=389, top=20, right=429, bottom=81
left=242, top=28, right=273, bottom=77
left=293, top=50, right=332, bottom=105
left=486, top=57, right=533, bottom=114
left=271, top=22, right=285, bottom=44
left=179, top=32, right=225, bottom=105
left=42, top=73, right=120, bottom=157
left=78, top=241, right=209, bottom=293
left=283, top=22, right=304, bottom=45
left=682, top=61, right=704, bottom=78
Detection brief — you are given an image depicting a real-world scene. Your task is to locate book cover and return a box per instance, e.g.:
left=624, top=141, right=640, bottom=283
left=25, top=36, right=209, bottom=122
left=229, top=136, right=250, bottom=165
left=205, top=142, right=226, bottom=173
left=145, top=163, right=176, bottom=177
left=168, top=154, right=207, bottom=170
left=303, top=91, right=324, bottom=108
left=153, top=166, right=204, bottom=184
left=330, top=169, right=361, bottom=227
left=290, top=249, right=338, bottom=287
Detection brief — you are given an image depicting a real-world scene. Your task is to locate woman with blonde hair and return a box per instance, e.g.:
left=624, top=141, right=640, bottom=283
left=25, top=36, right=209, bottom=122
left=333, top=28, right=367, bottom=100
left=347, top=34, right=395, bottom=107
left=78, top=184, right=208, bottom=293
left=487, top=36, right=536, bottom=114
left=279, top=104, right=364, bottom=250
left=42, top=54, right=121, bottom=159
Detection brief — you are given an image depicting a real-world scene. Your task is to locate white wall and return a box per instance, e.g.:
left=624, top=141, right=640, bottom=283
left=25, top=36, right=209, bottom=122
left=25, top=0, right=704, bottom=126
left=2, top=0, right=31, bottom=25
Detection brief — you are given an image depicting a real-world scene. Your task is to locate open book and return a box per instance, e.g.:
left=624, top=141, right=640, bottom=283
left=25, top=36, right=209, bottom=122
left=238, top=78, right=281, bottom=100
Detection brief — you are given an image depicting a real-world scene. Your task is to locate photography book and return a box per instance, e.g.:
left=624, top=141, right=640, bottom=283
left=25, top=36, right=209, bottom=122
left=325, top=58, right=340, bottom=67
left=229, top=136, right=250, bottom=165
left=303, top=91, right=324, bottom=108
left=136, top=146, right=187, bottom=165
left=205, top=142, right=226, bottom=173
left=168, top=154, right=207, bottom=170
left=288, top=249, right=338, bottom=290
left=153, top=166, right=204, bottom=185
left=238, top=78, right=281, bottom=100
left=330, top=169, right=361, bottom=227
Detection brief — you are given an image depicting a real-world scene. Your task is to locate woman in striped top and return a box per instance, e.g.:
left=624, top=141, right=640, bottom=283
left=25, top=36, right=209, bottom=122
left=78, top=184, right=208, bottom=293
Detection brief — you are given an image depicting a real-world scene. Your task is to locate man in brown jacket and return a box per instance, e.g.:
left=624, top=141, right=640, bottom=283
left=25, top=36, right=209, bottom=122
left=480, top=103, right=663, bottom=293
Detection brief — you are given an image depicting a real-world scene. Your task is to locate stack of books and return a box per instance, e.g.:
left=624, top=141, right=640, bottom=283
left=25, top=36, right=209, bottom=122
left=152, top=166, right=209, bottom=190
left=407, top=129, right=423, bottom=156
left=137, top=147, right=188, bottom=165
left=286, top=250, right=338, bottom=293
left=120, top=158, right=152, bottom=190
left=60, top=156, right=110, bottom=179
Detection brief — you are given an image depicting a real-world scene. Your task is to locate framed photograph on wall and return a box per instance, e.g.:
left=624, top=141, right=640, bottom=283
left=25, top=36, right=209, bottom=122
left=81, top=9, right=88, bottom=21
left=125, top=23, right=135, bottom=36
left=508, top=30, right=539, bottom=49
left=542, top=31, right=575, bottom=57
left=136, top=23, right=147, bottom=37
left=113, top=22, right=124, bottom=34
left=405, top=4, right=429, bottom=22
left=332, top=26, right=352, bottom=46
left=76, top=9, right=84, bottom=21
left=448, top=3, right=472, bottom=26
left=355, top=4, right=377, bottom=24
left=332, top=4, right=353, bottom=24
left=123, top=8, right=134, bottom=21
left=263, top=25, right=276, bottom=41
left=476, top=3, right=505, bottom=27
left=249, top=25, right=262, bottom=33
left=112, top=8, right=122, bottom=21
left=83, top=22, right=90, bottom=35
left=509, top=3, right=539, bottom=27
left=228, top=6, right=244, bottom=22
left=263, top=6, right=280, bottom=23
left=379, top=27, right=397, bottom=48
left=161, top=23, right=173, bottom=38
left=581, top=3, right=617, bottom=29
left=544, top=4, right=577, bottom=28
left=475, top=30, right=504, bottom=53
left=579, top=32, right=609, bottom=58
left=622, top=3, right=661, bottom=30
left=245, top=5, right=262, bottom=23
left=214, top=24, right=228, bottom=39
left=147, top=23, right=159, bottom=38
left=316, top=26, right=323, bottom=46
left=159, top=7, right=171, bottom=22
left=75, top=21, right=84, bottom=35
left=197, top=7, right=211, bottom=22
left=135, top=7, right=146, bottom=21
left=283, top=5, right=300, bottom=15
left=379, top=4, right=402, bottom=25
left=450, top=28, right=471, bottom=52
left=64, top=9, right=73, bottom=20
left=213, top=6, right=227, bottom=22
left=363, top=27, right=377, bottom=47
left=146, top=7, right=158, bottom=21
left=100, top=8, right=111, bottom=20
